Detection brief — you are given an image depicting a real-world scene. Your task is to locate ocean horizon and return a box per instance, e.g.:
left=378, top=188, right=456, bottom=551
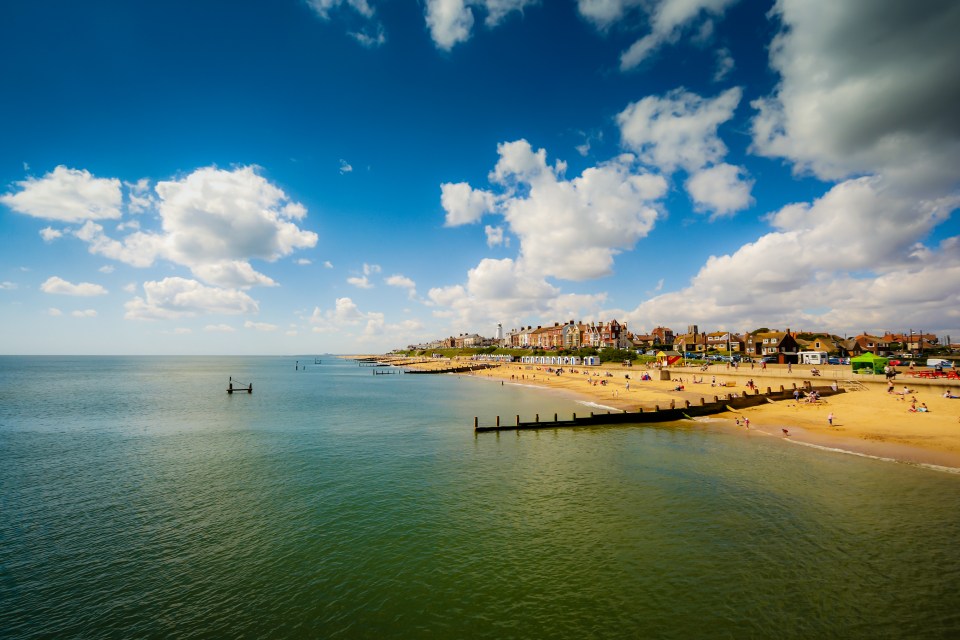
left=2, top=355, right=959, bottom=638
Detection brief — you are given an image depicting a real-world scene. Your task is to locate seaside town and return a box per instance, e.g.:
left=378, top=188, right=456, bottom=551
left=403, top=320, right=957, bottom=364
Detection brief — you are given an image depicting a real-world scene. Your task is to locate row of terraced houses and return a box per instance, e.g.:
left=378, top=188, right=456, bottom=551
left=408, top=322, right=951, bottom=360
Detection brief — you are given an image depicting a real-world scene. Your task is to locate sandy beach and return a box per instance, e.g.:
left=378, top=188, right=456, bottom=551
left=385, top=357, right=960, bottom=471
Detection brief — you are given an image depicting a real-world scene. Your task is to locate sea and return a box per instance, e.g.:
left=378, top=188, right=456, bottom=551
left=1, top=355, right=959, bottom=639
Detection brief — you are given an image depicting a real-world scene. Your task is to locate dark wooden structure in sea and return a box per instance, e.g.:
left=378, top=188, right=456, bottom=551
left=405, top=363, right=499, bottom=375
left=227, top=376, right=252, bottom=394
left=474, top=383, right=844, bottom=432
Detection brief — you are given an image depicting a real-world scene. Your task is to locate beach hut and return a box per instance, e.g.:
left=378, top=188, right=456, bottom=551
left=850, top=352, right=888, bottom=375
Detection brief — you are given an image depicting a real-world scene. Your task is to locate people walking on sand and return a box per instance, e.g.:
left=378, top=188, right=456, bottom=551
left=828, top=412, right=834, bottom=426
left=743, top=417, right=750, bottom=429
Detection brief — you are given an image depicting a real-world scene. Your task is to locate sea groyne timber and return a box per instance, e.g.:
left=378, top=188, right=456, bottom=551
left=475, top=383, right=844, bottom=432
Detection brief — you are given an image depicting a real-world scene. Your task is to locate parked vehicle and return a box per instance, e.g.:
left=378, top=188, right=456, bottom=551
left=799, top=351, right=829, bottom=365
left=827, top=357, right=841, bottom=365
left=762, top=355, right=779, bottom=364
left=927, top=358, right=953, bottom=368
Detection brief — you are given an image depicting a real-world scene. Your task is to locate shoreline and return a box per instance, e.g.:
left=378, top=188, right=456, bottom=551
left=428, top=358, right=960, bottom=472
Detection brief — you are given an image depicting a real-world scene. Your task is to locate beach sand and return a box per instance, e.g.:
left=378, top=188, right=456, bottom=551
left=393, top=357, right=960, bottom=471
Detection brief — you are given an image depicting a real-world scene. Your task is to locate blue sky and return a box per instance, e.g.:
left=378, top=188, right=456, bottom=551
left=1, top=0, right=958, bottom=354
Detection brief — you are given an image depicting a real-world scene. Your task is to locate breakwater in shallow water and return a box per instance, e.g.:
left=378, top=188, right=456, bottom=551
left=476, top=383, right=845, bottom=431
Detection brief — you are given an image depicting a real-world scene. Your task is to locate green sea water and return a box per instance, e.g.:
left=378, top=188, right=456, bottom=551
left=1, top=356, right=959, bottom=638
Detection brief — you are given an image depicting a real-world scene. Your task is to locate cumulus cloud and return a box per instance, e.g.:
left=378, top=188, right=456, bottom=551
left=432, top=140, right=667, bottom=325
left=5, top=165, right=318, bottom=291
left=339, top=159, right=353, bottom=174
left=324, top=261, right=334, bottom=268
left=627, top=176, right=960, bottom=332
left=618, top=0, right=738, bottom=70
left=40, top=276, right=108, bottom=296
left=484, top=225, right=505, bottom=247
left=618, top=87, right=742, bottom=173
left=441, top=182, right=496, bottom=226
left=47, top=307, right=62, bottom=316
left=685, top=163, right=754, bottom=217
left=484, top=140, right=666, bottom=281
left=347, top=276, right=373, bottom=289
left=124, top=277, right=259, bottom=320
left=155, top=166, right=317, bottom=286
left=1, top=166, right=122, bottom=221
left=428, top=258, right=608, bottom=328
left=309, top=296, right=387, bottom=338
left=71, top=309, right=98, bottom=318
left=425, top=0, right=536, bottom=49
left=39, top=227, right=63, bottom=242
left=244, top=320, right=278, bottom=332
left=204, top=324, right=236, bottom=332
left=385, top=273, right=417, bottom=298
left=750, top=0, right=960, bottom=195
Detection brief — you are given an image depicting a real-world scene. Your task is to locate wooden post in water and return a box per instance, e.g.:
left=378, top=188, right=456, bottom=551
left=496, top=416, right=500, bottom=427
left=535, top=413, right=539, bottom=423
left=474, top=417, right=478, bottom=430
left=516, top=415, right=520, bottom=426
left=554, top=413, right=557, bottom=422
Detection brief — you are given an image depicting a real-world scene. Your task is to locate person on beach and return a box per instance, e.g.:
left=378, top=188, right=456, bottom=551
left=828, top=412, right=834, bottom=426
left=743, top=417, right=750, bottom=429
left=888, top=380, right=894, bottom=393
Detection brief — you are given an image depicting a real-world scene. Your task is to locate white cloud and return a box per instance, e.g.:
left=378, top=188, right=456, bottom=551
left=40, top=276, right=108, bottom=296
left=154, top=166, right=317, bottom=286
left=69, top=309, right=98, bottom=318
left=0, top=281, right=16, bottom=290
left=618, top=87, right=742, bottom=173
left=244, top=320, right=278, bottom=332
left=441, top=182, right=496, bottom=226
left=47, top=307, right=62, bottom=316
left=385, top=273, right=417, bottom=297
left=296, top=258, right=312, bottom=265
left=191, top=260, right=278, bottom=289
left=306, top=0, right=374, bottom=19
left=124, top=277, right=259, bottom=320
left=323, top=261, right=334, bottom=269
left=576, top=0, right=643, bottom=30
left=750, top=0, right=960, bottom=194
left=627, top=176, right=960, bottom=332
left=347, top=276, right=373, bottom=289
left=309, top=296, right=388, bottom=338
left=204, top=324, right=236, bottom=332
left=98, top=265, right=115, bottom=274
left=483, top=140, right=667, bottom=281
left=363, top=263, right=381, bottom=275
left=685, top=163, right=754, bottom=217
left=1, top=166, right=122, bottom=221
left=714, top=46, right=734, bottom=81
left=616, top=0, right=739, bottom=70
left=484, top=224, right=505, bottom=247
left=125, top=178, right=155, bottom=213
left=425, top=0, right=535, bottom=49
left=39, top=227, right=63, bottom=242
left=123, top=282, right=136, bottom=293
left=339, top=159, right=354, bottom=174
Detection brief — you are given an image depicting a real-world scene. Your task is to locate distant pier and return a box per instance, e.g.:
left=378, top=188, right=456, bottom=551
left=474, top=383, right=845, bottom=432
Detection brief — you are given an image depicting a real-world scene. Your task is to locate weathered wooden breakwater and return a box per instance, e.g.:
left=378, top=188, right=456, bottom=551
left=405, top=363, right=499, bottom=375
left=474, top=383, right=846, bottom=432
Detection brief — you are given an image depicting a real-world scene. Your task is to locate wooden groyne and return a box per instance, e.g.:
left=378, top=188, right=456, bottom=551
left=474, top=384, right=845, bottom=432
left=405, top=363, right=499, bottom=375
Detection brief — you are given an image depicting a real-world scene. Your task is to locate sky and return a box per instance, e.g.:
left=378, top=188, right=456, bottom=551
left=1, top=0, right=958, bottom=355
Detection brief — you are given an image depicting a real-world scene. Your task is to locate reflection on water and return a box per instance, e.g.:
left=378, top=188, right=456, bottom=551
left=1, top=356, right=959, bottom=638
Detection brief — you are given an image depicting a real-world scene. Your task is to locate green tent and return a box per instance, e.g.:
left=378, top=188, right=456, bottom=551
left=850, top=352, right=889, bottom=374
